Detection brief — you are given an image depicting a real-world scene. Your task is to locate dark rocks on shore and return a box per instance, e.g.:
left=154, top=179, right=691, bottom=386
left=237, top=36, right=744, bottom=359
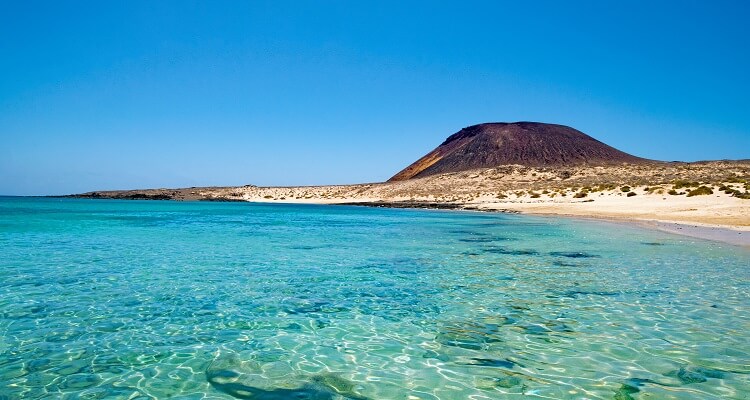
left=64, top=192, right=175, bottom=200
left=339, top=201, right=520, bottom=213
left=198, top=197, right=246, bottom=202
left=64, top=190, right=245, bottom=202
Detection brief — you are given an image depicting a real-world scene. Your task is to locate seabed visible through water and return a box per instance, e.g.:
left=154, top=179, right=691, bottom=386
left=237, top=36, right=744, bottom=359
left=0, top=198, right=749, bottom=399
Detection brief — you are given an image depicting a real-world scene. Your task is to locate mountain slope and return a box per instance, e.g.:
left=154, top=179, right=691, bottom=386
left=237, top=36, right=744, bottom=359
left=389, top=122, right=650, bottom=181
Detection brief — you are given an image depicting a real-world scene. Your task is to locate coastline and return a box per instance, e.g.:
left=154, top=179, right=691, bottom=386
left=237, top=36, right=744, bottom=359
left=55, top=192, right=750, bottom=247
left=528, top=213, right=750, bottom=248
left=63, top=161, right=750, bottom=247
left=641, top=220, right=749, bottom=247
left=337, top=200, right=750, bottom=247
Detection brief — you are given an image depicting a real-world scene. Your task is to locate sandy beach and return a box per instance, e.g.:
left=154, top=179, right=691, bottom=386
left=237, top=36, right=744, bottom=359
left=73, top=161, right=750, bottom=246
left=471, top=189, right=750, bottom=246
left=251, top=188, right=750, bottom=247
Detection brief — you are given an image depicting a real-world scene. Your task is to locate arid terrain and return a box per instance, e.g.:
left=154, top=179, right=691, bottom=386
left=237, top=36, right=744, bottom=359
left=74, top=160, right=750, bottom=234
left=71, top=122, right=750, bottom=244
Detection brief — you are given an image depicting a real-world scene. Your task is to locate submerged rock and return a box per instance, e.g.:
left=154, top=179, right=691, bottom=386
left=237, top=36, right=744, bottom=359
left=483, top=247, right=539, bottom=256
left=613, top=383, right=639, bottom=400
left=209, top=381, right=336, bottom=400
left=562, top=289, right=619, bottom=298
left=613, top=378, right=662, bottom=400
left=549, top=251, right=600, bottom=259
left=519, top=324, right=552, bottom=335
left=436, top=320, right=505, bottom=350
left=664, top=367, right=709, bottom=384
left=206, top=353, right=370, bottom=400
left=458, top=235, right=517, bottom=243
left=458, top=237, right=497, bottom=243
left=310, top=373, right=369, bottom=400
left=692, top=367, right=727, bottom=379
left=463, top=358, right=517, bottom=369
left=57, top=373, right=101, bottom=390
left=476, top=370, right=538, bottom=391
left=421, top=350, right=450, bottom=362
left=493, top=376, right=523, bottom=388
left=552, top=260, right=578, bottom=267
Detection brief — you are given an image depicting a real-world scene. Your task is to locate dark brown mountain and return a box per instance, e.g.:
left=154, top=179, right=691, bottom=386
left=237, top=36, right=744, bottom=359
left=389, top=122, right=651, bottom=181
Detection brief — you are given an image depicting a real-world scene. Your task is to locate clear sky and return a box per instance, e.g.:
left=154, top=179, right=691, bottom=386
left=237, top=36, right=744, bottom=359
left=1, top=1, right=749, bottom=195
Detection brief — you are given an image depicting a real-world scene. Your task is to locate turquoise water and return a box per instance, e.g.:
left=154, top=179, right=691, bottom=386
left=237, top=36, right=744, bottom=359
left=1, top=198, right=749, bottom=400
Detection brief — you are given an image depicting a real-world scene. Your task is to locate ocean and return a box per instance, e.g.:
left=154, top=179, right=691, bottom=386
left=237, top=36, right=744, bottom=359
left=0, top=197, right=748, bottom=399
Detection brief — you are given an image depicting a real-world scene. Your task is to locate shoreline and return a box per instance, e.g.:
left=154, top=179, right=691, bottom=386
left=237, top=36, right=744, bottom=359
left=43, top=195, right=750, bottom=247
left=338, top=200, right=750, bottom=247
left=642, top=220, right=749, bottom=247
left=59, top=160, right=750, bottom=248
left=529, top=213, right=750, bottom=248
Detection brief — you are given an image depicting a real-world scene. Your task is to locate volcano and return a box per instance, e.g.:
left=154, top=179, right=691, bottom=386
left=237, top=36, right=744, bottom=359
left=389, top=122, right=650, bottom=181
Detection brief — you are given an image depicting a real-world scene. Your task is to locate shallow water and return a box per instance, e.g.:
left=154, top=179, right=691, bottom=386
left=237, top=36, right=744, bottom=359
left=0, top=197, right=749, bottom=399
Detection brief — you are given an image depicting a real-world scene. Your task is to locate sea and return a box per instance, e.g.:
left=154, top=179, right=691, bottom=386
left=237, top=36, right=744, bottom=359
left=0, top=197, right=748, bottom=399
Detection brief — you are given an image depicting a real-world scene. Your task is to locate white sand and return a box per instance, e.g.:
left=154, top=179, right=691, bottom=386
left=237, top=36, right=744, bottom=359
left=234, top=187, right=750, bottom=246
left=93, top=162, right=750, bottom=246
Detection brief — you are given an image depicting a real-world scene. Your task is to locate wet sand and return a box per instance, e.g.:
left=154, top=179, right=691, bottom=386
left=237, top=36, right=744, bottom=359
left=643, top=221, right=749, bottom=247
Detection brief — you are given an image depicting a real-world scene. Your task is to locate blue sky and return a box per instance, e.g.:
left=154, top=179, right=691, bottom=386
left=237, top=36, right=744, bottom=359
left=1, top=1, right=749, bottom=195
